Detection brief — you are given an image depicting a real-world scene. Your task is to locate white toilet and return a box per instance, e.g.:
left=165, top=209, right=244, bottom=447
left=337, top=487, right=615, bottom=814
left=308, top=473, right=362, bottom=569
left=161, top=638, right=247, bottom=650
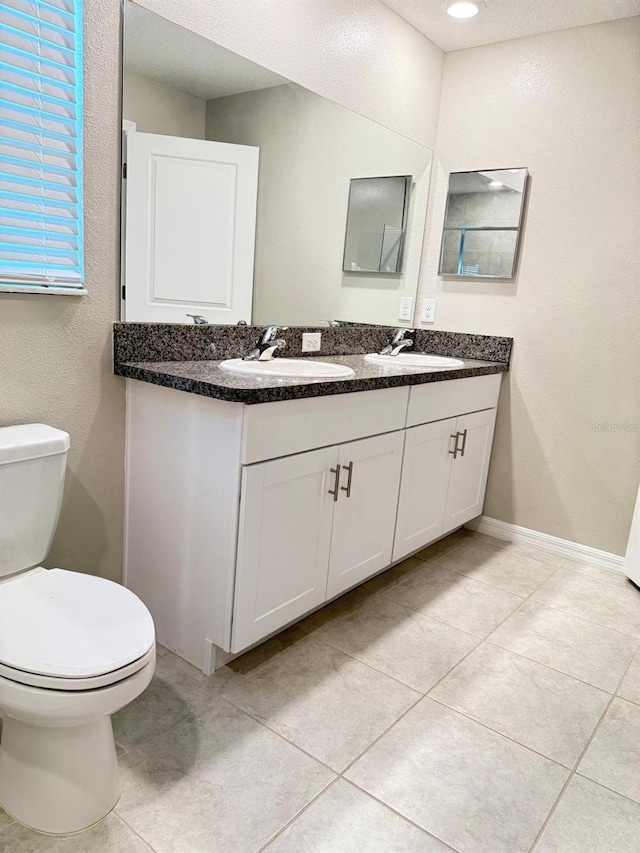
left=0, top=424, right=156, bottom=835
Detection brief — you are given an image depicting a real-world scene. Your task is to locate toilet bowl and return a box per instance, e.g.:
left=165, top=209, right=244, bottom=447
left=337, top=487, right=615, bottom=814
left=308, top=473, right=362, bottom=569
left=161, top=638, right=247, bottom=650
left=0, top=425, right=156, bottom=834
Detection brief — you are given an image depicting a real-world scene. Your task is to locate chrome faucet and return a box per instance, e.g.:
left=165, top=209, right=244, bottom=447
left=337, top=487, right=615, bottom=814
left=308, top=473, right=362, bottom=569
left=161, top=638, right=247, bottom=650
left=380, top=328, right=415, bottom=356
left=186, top=314, right=209, bottom=325
left=244, top=325, right=288, bottom=361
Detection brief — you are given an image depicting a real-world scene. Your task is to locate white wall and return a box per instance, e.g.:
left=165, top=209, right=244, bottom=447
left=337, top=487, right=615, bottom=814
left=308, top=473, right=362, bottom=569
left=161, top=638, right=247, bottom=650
left=206, top=84, right=431, bottom=325
left=136, top=0, right=444, bottom=148
left=418, top=18, right=640, bottom=555
left=123, top=71, right=206, bottom=138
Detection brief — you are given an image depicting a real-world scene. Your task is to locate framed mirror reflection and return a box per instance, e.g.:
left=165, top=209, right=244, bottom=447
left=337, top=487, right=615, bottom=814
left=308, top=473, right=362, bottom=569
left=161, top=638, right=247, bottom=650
left=439, top=168, right=529, bottom=279
left=120, top=2, right=433, bottom=327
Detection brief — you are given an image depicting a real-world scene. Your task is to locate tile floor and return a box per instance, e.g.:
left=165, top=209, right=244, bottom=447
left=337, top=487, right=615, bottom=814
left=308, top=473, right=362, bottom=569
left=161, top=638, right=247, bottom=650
left=1, top=530, right=639, bottom=852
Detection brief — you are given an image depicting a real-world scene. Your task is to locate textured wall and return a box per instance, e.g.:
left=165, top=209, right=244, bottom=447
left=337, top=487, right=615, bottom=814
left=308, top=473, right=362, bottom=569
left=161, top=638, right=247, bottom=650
left=123, top=71, right=207, bottom=138
left=136, top=0, right=444, bottom=148
left=0, top=0, right=124, bottom=580
left=417, top=18, right=640, bottom=555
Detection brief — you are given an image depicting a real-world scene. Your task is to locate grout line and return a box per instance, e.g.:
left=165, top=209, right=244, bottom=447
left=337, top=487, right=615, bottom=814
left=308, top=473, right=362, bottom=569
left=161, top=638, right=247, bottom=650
left=482, top=638, right=620, bottom=695
left=255, top=777, right=341, bottom=852
left=527, top=649, right=640, bottom=851
left=572, top=772, right=640, bottom=807
left=113, top=813, right=158, bottom=852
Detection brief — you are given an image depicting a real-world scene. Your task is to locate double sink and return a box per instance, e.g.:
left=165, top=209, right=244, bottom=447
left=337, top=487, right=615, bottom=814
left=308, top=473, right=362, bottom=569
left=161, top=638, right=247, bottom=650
left=219, top=352, right=465, bottom=379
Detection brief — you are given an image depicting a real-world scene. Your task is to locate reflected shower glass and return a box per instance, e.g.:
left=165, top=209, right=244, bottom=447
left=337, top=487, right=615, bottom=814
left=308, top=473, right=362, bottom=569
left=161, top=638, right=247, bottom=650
left=439, top=168, right=529, bottom=279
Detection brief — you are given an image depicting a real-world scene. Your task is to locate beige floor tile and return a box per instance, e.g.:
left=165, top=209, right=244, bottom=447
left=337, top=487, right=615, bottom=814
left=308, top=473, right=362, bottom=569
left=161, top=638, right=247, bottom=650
left=489, top=600, right=639, bottom=691
left=531, top=567, right=640, bottom=637
left=0, top=814, right=152, bottom=852
left=223, top=640, right=419, bottom=770
left=0, top=807, right=14, bottom=832
left=618, top=650, right=640, bottom=705
left=435, top=538, right=559, bottom=596
left=264, top=779, right=454, bottom=852
left=562, top=559, right=630, bottom=585
left=363, top=557, right=424, bottom=594
left=112, top=653, right=223, bottom=753
left=467, top=534, right=565, bottom=566
left=155, top=642, right=171, bottom=657
left=346, top=698, right=568, bottom=853
left=384, top=562, right=523, bottom=637
left=117, top=696, right=334, bottom=853
left=430, top=643, right=609, bottom=767
left=294, top=586, right=374, bottom=636
left=534, top=775, right=640, bottom=853
left=320, top=594, right=478, bottom=692
left=412, top=528, right=475, bottom=563
left=578, top=698, right=640, bottom=802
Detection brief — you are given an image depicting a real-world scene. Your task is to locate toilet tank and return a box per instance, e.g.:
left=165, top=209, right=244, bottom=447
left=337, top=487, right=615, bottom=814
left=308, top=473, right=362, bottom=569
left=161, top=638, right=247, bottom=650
left=0, top=424, right=70, bottom=577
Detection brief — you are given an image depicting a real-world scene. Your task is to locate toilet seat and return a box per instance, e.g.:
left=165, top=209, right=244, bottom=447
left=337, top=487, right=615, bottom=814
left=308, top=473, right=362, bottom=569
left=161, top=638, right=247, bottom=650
left=0, top=568, right=155, bottom=682
left=0, top=644, right=156, bottom=691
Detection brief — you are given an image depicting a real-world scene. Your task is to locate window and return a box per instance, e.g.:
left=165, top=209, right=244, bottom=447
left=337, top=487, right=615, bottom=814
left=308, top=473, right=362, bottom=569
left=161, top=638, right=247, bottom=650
left=0, top=0, right=85, bottom=295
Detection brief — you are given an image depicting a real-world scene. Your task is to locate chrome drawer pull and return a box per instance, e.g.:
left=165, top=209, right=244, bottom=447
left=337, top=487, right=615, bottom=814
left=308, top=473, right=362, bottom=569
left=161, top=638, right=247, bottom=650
left=449, top=433, right=460, bottom=459
left=459, top=428, right=468, bottom=457
left=328, top=466, right=341, bottom=501
left=341, top=461, right=354, bottom=497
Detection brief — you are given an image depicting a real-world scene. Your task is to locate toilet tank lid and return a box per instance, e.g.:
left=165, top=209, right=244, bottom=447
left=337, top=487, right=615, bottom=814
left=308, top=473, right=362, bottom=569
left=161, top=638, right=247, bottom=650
left=0, top=424, right=70, bottom=466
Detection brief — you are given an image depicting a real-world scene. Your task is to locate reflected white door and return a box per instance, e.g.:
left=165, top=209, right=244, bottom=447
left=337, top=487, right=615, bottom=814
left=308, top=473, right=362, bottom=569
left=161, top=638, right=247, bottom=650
left=122, top=132, right=258, bottom=324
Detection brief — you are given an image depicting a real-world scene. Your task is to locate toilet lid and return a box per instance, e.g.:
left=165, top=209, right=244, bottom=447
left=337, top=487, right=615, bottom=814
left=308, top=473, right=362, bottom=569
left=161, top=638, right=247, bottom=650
left=0, top=568, right=155, bottom=678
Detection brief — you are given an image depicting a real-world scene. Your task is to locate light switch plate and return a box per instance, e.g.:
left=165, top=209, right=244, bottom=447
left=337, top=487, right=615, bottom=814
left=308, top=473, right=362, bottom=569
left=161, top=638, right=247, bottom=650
left=398, top=296, right=414, bottom=321
left=421, top=298, right=437, bottom=323
left=302, top=332, right=322, bottom=352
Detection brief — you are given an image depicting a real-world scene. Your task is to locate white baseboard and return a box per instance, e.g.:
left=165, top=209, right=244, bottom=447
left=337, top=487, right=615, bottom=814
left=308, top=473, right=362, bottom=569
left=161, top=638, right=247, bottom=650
left=465, top=516, right=625, bottom=574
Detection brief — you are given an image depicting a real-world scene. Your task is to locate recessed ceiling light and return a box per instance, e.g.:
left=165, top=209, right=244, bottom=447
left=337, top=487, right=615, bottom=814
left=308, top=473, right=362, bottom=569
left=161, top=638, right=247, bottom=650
left=442, top=0, right=486, bottom=19
left=489, top=181, right=503, bottom=188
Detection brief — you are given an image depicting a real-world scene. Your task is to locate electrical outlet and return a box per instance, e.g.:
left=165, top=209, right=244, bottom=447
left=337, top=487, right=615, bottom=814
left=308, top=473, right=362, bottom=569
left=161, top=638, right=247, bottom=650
left=398, top=296, right=414, bottom=321
left=421, top=298, right=437, bottom=323
left=301, top=332, right=322, bottom=352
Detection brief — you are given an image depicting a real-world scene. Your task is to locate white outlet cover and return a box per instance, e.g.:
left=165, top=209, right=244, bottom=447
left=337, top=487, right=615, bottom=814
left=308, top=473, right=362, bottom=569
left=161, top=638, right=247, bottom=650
left=302, top=332, right=321, bottom=352
left=398, top=296, right=414, bottom=321
left=422, top=298, right=437, bottom=323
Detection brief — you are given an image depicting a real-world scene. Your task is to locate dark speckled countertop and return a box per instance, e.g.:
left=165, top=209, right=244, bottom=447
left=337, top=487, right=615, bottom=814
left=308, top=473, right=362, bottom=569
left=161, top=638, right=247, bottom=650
left=113, top=323, right=511, bottom=404
left=115, top=353, right=508, bottom=404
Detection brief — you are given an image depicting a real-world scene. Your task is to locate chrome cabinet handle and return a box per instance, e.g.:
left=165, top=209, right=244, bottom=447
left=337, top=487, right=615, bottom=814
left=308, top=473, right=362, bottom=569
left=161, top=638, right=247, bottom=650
left=341, top=461, right=354, bottom=497
left=459, top=428, right=468, bottom=457
left=328, top=466, right=341, bottom=501
left=449, top=433, right=460, bottom=459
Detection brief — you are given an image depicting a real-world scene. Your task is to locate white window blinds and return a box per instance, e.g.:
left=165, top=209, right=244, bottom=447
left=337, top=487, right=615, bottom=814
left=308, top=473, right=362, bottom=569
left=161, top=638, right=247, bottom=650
left=0, top=0, right=84, bottom=294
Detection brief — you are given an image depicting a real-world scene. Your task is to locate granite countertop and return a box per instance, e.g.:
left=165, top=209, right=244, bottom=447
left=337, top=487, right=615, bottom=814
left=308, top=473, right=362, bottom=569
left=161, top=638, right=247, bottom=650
left=115, top=353, right=509, bottom=404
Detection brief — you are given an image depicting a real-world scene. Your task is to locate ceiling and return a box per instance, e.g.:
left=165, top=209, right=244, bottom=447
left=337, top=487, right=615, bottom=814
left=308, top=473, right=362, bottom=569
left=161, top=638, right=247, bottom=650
left=381, top=0, right=640, bottom=52
left=124, top=4, right=288, bottom=101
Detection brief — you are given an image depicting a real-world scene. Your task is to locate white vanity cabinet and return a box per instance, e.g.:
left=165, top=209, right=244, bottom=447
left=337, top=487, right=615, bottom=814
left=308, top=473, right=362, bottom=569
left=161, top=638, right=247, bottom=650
left=232, top=431, right=404, bottom=650
left=124, top=371, right=502, bottom=673
left=393, top=407, right=497, bottom=562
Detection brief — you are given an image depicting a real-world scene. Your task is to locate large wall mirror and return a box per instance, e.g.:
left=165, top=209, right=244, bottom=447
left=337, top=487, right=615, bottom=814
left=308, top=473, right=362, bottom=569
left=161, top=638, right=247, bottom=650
left=120, top=3, right=433, bottom=326
left=438, top=168, right=529, bottom=279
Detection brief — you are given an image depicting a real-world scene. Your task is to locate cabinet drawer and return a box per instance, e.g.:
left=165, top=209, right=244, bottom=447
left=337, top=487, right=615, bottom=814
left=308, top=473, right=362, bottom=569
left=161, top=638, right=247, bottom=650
left=406, top=374, right=501, bottom=427
left=241, top=386, right=409, bottom=464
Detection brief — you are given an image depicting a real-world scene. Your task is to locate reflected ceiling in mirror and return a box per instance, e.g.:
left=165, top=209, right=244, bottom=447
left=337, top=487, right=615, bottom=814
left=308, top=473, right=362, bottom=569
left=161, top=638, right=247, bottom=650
left=121, top=3, right=433, bottom=327
left=439, top=168, right=529, bottom=280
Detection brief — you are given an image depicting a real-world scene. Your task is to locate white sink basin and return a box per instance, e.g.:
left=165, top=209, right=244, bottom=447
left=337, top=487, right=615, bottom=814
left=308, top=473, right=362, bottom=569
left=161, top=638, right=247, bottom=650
left=219, top=358, right=355, bottom=379
left=365, top=353, right=465, bottom=369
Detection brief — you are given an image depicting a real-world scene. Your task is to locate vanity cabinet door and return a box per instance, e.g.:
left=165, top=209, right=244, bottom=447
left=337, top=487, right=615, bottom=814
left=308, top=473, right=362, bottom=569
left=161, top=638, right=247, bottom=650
left=392, top=418, right=457, bottom=562
left=326, top=431, right=404, bottom=598
left=232, top=446, right=338, bottom=652
left=443, top=408, right=497, bottom=534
